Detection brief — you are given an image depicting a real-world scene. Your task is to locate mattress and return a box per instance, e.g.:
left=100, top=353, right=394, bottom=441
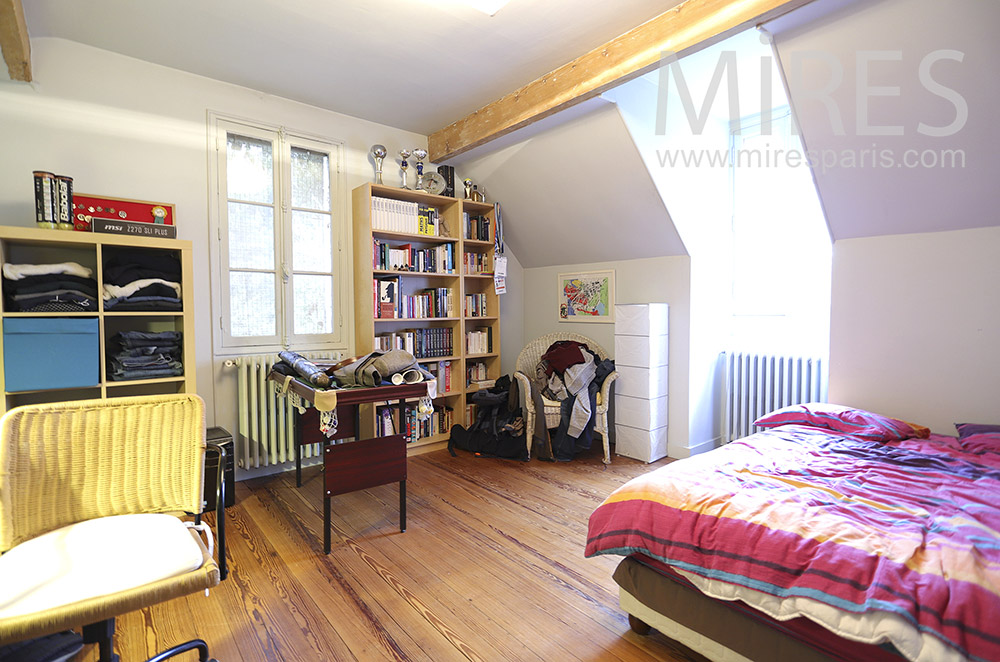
left=614, top=555, right=905, bottom=662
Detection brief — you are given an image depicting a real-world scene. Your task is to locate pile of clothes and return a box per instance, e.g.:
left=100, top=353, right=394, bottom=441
left=108, top=330, right=183, bottom=381
left=2, top=261, right=98, bottom=312
left=532, top=340, right=615, bottom=461
left=103, top=250, right=182, bottom=311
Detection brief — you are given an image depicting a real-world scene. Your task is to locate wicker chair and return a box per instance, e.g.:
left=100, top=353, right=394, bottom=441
left=0, top=394, right=226, bottom=662
left=513, top=332, right=619, bottom=464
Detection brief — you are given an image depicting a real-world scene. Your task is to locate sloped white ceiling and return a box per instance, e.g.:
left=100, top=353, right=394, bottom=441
left=768, top=0, right=999, bottom=240
left=20, top=0, right=679, bottom=135
left=455, top=101, right=687, bottom=268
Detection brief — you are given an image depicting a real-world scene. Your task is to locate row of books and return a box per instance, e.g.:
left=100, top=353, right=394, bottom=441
left=376, top=403, right=454, bottom=443
left=372, top=197, right=441, bottom=236
left=463, top=213, right=490, bottom=241
left=373, top=239, right=456, bottom=274
left=375, top=328, right=454, bottom=359
left=467, top=360, right=488, bottom=383
left=466, top=327, right=494, bottom=354
left=374, top=277, right=455, bottom=319
left=426, top=360, right=454, bottom=394
left=464, top=293, right=489, bottom=317
left=463, top=252, right=491, bottom=275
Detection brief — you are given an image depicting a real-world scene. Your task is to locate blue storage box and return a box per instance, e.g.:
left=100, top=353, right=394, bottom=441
left=3, top=317, right=100, bottom=392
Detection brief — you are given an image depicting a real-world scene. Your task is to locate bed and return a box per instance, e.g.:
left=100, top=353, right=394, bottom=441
left=585, top=404, right=1000, bottom=662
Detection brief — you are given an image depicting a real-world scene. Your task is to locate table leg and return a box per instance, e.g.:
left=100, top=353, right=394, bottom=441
left=324, top=491, right=331, bottom=554
left=400, top=479, right=406, bottom=533
left=295, top=415, right=303, bottom=488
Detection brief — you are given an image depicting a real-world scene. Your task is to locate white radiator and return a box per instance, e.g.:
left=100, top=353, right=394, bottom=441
left=723, top=351, right=827, bottom=443
left=233, top=352, right=343, bottom=469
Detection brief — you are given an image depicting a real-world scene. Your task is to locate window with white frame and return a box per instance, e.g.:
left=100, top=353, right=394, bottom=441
left=210, top=115, right=345, bottom=351
left=729, top=106, right=832, bottom=357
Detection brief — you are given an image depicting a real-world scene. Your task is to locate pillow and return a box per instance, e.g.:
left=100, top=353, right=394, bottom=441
left=955, top=422, right=1000, bottom=440
left=754, top=403, right=930, bottom=442
left=958, top=432, right=1000, bottom=453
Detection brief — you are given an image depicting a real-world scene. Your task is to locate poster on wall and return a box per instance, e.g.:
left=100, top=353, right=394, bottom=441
left=557, top=270, right=615, bottom=323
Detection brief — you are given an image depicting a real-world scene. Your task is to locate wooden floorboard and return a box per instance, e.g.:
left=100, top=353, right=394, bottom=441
left=77, top=445, right=710, bottom=662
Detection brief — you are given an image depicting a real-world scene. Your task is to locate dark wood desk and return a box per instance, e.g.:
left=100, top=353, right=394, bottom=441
left=269, top=372, right=428, bottom=553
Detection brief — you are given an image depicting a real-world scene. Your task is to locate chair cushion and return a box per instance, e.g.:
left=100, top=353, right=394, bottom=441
left=0, top=514, right=205, bottom=621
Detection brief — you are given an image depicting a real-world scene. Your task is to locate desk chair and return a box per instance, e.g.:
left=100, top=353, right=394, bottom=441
left=0, top=394, right=226, bottom=662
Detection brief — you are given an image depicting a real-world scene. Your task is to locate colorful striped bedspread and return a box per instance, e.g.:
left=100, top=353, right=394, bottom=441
left=585, top=426, right=1000, bottom=662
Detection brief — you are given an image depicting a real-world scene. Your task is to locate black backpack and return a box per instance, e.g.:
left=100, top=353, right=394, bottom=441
left=448, top=375, right=527, bottom=461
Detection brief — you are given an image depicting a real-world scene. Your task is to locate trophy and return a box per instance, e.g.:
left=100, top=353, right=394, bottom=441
left=412, top=148, right=428, bottom=191
left=463, top=178, right=474, bottom=200
left=398, top=149, right=411, bottom=189
left=370, top=144, right=387, bottom=185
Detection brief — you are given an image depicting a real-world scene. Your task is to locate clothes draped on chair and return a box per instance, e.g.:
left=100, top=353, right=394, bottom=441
left=533, top=340, right=615, bottom=462
left=514, top=332, right=619, bottom=464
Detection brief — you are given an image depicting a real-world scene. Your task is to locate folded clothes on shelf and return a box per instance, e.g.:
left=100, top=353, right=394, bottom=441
left=102, top=251, right=182, bottom=312
left=108, top=330, right=183, bottom=381
left=2, top=266, right=99, bottom=312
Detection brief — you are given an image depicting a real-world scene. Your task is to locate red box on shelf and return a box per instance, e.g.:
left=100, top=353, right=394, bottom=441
left=74, top=194, right=176, bottom=238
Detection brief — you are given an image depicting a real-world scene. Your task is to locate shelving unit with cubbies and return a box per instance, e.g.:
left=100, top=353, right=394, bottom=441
left=0, top=225, right=195, bottom=416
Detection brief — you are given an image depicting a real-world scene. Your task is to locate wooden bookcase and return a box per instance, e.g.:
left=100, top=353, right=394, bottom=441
left=352, top=183, right=501, bottom=454
left=0, top=225, right=196, bottom=416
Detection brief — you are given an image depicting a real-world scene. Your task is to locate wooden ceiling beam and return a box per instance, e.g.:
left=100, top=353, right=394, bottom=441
left=0, top=0, right=31, bottom=81
left=428, top=0, right=814, bottom=162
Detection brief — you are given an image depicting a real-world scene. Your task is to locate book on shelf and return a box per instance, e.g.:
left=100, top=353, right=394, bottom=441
left=464, top=293, right=487, bottom=317
left=466, top=360, right=487, bottom=384
left=375, top=276, right=400, bottom=318
left=375, top=328, right=453, bottom=358
left=432, top=360, right=452, bottom=393
left=417, top=205, right=438, bottom=236
left=463, top=251, right=491, bottom=275
left=462, top=213, right=490, bottom=241
left=465, top=326, right=493, bottom=354
left=373, top=240, right=455, bottom=274
left=376, top=401, right=453, bottom=444
left=372, top=197, right=441, bottom=236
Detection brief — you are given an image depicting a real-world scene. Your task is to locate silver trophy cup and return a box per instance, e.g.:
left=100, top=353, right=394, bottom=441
left=370, top=145, right=387, bottom=185
left=412, top=148, right=428, bottom=191
left=398, top=149, right=412, bottom=189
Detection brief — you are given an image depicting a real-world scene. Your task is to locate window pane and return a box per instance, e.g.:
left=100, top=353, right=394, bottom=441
left=230, top=272, right=276, bottom=337
left=227, top=134, right=273, bottom=204
left=291, top=147, right=330, bottom=210
left=292, top=210, right=332, bottom=272
left=228, top=202, right=275, bottom=270
left=293, top=274, right=333, bottom=335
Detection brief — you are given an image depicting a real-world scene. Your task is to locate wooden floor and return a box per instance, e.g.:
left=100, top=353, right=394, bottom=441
left=80, top=445, right=710, bottom=662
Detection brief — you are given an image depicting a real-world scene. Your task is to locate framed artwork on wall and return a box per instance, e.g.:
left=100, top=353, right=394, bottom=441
left=557, top=270, right=615, bottom=323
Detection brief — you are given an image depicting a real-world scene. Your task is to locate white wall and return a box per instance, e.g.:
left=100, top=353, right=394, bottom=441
left=0, top=38, right=427, bottom=443
left=829, top=227, right=1000, bottom=433
left=498, top=249, right=525, bottom=377
left=605, top=62, right=733, bottom=456
left=521, top=255, right=692, bottom=458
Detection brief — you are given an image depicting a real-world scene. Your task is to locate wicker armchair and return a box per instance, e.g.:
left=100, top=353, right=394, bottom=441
left=513, top=332, right=618, bottom=464
left=0, top=394, right=226, bottom=662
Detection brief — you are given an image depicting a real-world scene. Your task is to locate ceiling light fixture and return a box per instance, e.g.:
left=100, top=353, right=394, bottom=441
left=464, top=0, right=511, bottom=16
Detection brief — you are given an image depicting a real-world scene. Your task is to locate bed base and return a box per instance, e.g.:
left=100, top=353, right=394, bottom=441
left=620, top=589, right=754, bottom=662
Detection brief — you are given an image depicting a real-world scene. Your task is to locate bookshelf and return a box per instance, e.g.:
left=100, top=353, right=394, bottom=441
left=0, top=225, right=195, bottom=417
left=352, top=183, right=501, bottom=454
